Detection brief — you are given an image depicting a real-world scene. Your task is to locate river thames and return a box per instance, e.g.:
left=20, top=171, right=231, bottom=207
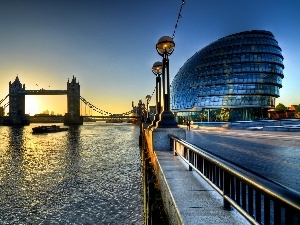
left=0, top=122, right=143, bottom=224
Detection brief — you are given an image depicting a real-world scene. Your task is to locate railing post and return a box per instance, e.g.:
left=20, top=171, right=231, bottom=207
left=223, top=171, right=231, bottom=210
left=273, top=202, right=281, bottom=225
left=188, top=149, right=192, bottom=171
left=255, top=190, right=261, bottom=222
left=173, top=138, right=178, bottom=155
left=230, top=177, right=235, bottom=202
left=242, top=182, right=246, bottom=209
left=169, top=136, right=173, bottom=151
left=248, top=186, right=254, bottom=217
left=285, top=207, right=292, bottom=225
left=212, top=164, right=216, bottom=185
left=236, top=179, right=240, bottom=206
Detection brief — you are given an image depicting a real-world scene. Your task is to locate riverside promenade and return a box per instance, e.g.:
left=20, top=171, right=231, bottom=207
left=143, top=122, right=300, bottom=224
left=143, top=126, right=250, bottom=225
left=153, top=149, right=250, bottom=225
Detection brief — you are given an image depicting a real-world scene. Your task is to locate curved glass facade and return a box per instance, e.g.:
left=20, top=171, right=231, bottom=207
left=171, top=30, right=284, bottom=121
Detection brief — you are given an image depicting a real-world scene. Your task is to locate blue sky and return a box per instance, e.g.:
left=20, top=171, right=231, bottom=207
left=0, top=0, right=299, bottom=115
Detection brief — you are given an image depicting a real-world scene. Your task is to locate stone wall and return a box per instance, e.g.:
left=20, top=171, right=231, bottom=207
left=143, top=128, right=184, bottom=225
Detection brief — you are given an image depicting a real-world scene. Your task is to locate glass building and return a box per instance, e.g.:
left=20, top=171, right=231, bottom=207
left=171, top=30, right=284, bottom=123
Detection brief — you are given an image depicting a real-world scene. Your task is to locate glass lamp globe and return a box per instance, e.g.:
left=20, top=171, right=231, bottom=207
left=152, top=61, right=163, bottom=76
left=156, top=36, right=175, bottom=56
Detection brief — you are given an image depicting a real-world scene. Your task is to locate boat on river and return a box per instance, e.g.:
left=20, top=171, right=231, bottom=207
left=106, top=119, right=123, bottom=123
left=32, top=125, right=68, bottom=134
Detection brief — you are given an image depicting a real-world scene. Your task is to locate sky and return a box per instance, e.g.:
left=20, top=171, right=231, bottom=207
left=0, top=0, right=299, bottom=116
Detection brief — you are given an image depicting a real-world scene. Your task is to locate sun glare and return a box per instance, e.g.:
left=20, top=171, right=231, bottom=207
left=25, top=96, right=38, bottom=116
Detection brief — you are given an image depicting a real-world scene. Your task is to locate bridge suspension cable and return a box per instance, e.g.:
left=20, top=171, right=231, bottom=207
left=80, top=96, right=135, bottom=117
left=0, top=94, right=9, bottom=105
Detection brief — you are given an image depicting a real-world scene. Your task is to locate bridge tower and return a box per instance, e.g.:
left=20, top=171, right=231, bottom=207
left=3, top=76, right=29, bottom=125
left=64, top=75, right=83, bottom=125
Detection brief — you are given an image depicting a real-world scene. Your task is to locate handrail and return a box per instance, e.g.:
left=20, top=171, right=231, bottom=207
left=169, top=135, right=300, bottom=225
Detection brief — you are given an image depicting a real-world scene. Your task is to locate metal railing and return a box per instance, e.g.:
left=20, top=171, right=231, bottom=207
left=169, top=135, right=300, bottom=225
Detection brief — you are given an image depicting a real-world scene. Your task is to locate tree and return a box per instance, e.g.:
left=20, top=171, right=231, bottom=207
left=275, top=103, right=287, bottom=111
left=295, top=105, right=300, bottom=113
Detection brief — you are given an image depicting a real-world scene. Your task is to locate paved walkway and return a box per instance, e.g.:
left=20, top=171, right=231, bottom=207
left=156, top=149, right=250, bottom=225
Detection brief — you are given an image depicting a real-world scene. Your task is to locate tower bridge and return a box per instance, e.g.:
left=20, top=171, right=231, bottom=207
left=1, top=75, right=81, bottom=125
left=0, top=76, right=141, bottom=125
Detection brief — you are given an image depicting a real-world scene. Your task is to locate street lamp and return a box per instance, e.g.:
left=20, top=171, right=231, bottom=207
left=155, top=36, right=178, bottom=128
left=145, top=94, right=151, bottom=123
left=151, top=61, right=163, bottom=127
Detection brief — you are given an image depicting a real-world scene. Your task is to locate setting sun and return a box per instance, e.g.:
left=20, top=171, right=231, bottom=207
left=25, top=96, right=38, bottom=116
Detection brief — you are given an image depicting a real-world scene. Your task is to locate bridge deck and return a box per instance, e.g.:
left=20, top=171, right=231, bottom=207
left=20, top=90, right=68, bottom=95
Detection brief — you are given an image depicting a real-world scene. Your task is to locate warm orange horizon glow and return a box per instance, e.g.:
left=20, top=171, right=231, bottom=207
left=25, top=96, right=38, bottom=116
left=25, top=95, right=67, bottom=116
left=23, top=95, right=134, bottom=116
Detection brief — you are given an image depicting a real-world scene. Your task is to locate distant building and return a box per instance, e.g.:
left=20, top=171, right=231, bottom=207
left=289, top=105, right=298, bottom=111
left=3, top=76, right=29, bottom=125
left=171, top=30, right=284, bottom=122
left=268, top=104, right=300, bottom=119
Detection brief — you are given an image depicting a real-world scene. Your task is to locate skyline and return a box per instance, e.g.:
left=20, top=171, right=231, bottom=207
left=1, top=0, right=300, bottom=115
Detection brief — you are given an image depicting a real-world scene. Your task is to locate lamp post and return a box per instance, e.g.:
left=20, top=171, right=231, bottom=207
left=155, top=36, right=178, bottom=128
left=145, top=94, right=151, bottom=123
left=151, top=61, right=163, bottom=127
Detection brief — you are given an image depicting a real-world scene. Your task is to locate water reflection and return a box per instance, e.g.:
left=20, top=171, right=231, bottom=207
left=0, top=123, right=143, bottom=224
left=65, top=125, right=81, bottom=182
left=8, top=126, right=26, bottom=181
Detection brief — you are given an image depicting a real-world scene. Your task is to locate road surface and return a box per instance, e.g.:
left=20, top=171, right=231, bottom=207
left=186, top=128, right=300, bottom=193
